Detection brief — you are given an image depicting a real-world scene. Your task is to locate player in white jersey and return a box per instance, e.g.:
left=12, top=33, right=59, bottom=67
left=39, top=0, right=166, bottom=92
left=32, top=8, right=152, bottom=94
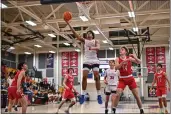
left=104, top=60, right=119, bottom=114
left=65, top=20, right=102, bottom=105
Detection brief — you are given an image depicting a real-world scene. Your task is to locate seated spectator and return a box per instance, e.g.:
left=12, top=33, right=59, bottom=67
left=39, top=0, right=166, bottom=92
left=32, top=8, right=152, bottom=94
left=48, top=91, right=54, bottom=103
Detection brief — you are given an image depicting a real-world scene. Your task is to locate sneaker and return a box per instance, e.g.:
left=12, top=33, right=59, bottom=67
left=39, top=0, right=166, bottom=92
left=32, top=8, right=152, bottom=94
left=105, top=109, right=108, bottom=114
left=140, top=109, right=144, bottom=114
left=112, top=108, right=116, bottom=114
left=79, top=95, right=85, bottom=104
left=14, top=107, right=18, bottom=111
left=97, top=95, right=102, bottom=104
left=5, top=108, right=8, bottom=112
left=65, top=110, right=69, bottom=114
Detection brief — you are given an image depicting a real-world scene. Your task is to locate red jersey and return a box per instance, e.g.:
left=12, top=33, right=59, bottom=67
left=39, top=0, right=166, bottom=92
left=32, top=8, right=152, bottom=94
left=11, top=70, right=25, bottom=87
left=119, top=56, right=132, bottom=76
left=155, top=71, right=166, bottom=87
left=65, top=74, right=74, bottom=89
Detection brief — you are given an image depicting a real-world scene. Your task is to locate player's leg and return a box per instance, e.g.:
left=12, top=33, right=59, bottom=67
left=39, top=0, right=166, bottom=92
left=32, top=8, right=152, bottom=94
left=65, top=97, right=76, bottom=113
left=156, top=88, right=164, bottom=113
left=92, top=64, right=102, bottom=104
left=14, top=98, right=18, bottom=111
left=161, top=88, right=168, bottom=113
left=80, top=64, right=90, bottom=104
left=56, top=99, right=66, bottom=113
left=113, top=79, right=126, bottom=113
left=104, top=86, right=111, bottom=114
left=17, top=96, right=27, bottom=114
left=128, top=77, right=144, bottom=113
left=111, top=86, right=117, bottom=113
left=8, top=99, right=14, bottom=113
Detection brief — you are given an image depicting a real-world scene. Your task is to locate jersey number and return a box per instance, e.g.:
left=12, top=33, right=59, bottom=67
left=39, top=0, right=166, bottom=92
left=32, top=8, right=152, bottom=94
left=110, top=76, right=114, bottom=79
left=157, top=77, right=162, bottom=82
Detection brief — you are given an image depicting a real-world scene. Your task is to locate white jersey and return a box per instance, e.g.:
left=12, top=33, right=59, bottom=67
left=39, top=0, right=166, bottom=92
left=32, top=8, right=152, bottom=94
left=104, top=68, right=119, bottom=86
left=84, top=39, right=99, bottom=64
left=7, top=78, right=13, bottom=86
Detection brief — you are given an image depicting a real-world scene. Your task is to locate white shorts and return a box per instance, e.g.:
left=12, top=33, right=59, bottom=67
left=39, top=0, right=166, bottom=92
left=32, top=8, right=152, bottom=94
left=83, top=59, right=100, bottom=72
left=105, top=85, right=117, bottom=95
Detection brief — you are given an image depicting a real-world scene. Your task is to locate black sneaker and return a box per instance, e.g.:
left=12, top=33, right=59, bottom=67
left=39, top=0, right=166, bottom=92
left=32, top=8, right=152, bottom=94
left=140, top=109, right=144, bottom=114
left=105, top=109, right=108, bottom=114
left=112, top=108, right=116, bottom=114
left=14, top=107, right=18, bottom=111
left=65, top=110, right=69, bottom=114
left=5, top=108, right=8, bottom=112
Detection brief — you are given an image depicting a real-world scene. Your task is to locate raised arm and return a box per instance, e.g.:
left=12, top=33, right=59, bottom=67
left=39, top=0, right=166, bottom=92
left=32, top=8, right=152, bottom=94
left=129, top=54, right=141, bottom=64
left=65, top=21, right=85, bottom=43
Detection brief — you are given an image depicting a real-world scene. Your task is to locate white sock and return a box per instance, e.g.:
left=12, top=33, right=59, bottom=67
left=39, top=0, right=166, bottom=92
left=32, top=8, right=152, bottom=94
left=15, top=105, right=17, bottom=108
left=5, top=106, right=7, bottom=109
left=82, top=90, right=86, bottom=95
left=160, top=108, right=163, bottom=113
left=97, top=90, right=101, bottom=95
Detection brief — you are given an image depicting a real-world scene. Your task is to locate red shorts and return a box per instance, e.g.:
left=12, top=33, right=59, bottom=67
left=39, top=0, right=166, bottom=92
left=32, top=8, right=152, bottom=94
left=156, top=87, right=167, bottom=97
left=8, top=86, right=23, bottom=100
left=62, top=89, right=75, bottom=100
left=117, top=77, right=137, bottom=90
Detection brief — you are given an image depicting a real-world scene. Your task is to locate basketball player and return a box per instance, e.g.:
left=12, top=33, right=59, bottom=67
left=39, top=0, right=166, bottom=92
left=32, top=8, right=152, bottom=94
left=113, top=46, right=144, bottom=114
left=8, top=62, right=28, bottom=113
left=65, top=20, right=102, bottom=104
left=104, top=60, right=119, bottom=114
left=56, top=68, right=77, bottom=114
left=151, top=64, right=170, bottom=113
left=5, top=72, right=18, bottom=112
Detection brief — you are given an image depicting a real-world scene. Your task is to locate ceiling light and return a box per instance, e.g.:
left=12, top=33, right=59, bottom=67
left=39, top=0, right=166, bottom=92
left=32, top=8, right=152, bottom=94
left=49, top=51, right=55, bottom=53
left=133, top=27, right=138, bottom=32
left=48, top=34, right=56, bottom=37
left=128, top=12, right=135, bottom=17
left=24, top=52, right=31, bottom=55
left=9, top=46, right=15, bottom=50
left=25, top=21, right=37, bottom=26
left=0, top=3, right=8, bottom=8
left=103, top=40, right=108, bottom=43
left=63, top=43, right=70, bottom=46
left=34, top=45, right=42, bottom=48
left=79, top=15, right=88, bottom=22
left=93, top=30, right=100, bottom=34
left=75, top=49, right=80, bottom=52
left=109, top=47, right=114, bottom=50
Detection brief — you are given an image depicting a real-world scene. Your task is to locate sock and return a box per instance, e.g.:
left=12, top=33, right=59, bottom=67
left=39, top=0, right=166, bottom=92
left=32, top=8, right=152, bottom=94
left=140, top=108, right=143, bottom=110
left=97, top=90, right=101, bottom=95
left=15, top=105, right=18, bottom=108
left=163, top=106, right=167, bottom=111
left=5, top=106, right=7, bottom=109
left=105, top=108, right=108, bottom=110
left=160, top=108, right=163, bottom=113
left=82, top=90, right=86, bottom=95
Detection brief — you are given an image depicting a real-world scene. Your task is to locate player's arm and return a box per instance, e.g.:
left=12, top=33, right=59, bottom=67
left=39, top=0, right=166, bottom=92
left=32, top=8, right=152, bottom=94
left=129, top=54, right=141, bottom=64
left=72, top=87, right=77, bottom=93
left=151, top=74, right=156, bottom=88
left=164, top=72, right=170, bottom=91
left=104, top=70, right=107, bottom=84
left=63, top=75, right=69, bottom=90
left=17, top=71, right=25, bottom=92
left=89, top=40, right=100, bottom=51
left=65, top=21, right=85, bottom=43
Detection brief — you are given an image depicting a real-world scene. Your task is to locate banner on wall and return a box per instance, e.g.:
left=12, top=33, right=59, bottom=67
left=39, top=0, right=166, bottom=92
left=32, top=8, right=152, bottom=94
left=147, top=64, right=156, bottom=73
left=72, top=68, right=78, bottom=76
left=156, top=55, right=166, bottom=64
left=156, top=47, right=165, bottom=55
left=146, top=55, right=155, bottom=64
left=70, top=52, right=78, bottom=59
left=62, top=59, right=69, bottom=67
left=62, top=68, right=68, bottom=76
left=46, top=53, right=54, bottom=68
left=148, top=86, right=157, bottom=97
left=162, top=64, right=166, bottom=72
left=62, top=52, right=69, bottom=60
left=70, top=59, right=78, bottom=67
left=146, top=47, right=155, bottom=55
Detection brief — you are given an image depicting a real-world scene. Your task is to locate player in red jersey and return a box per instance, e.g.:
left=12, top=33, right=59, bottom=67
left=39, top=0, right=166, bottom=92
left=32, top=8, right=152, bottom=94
left=7, top=62, right=28, bottom=113
left=56, top=68, right=77, bottom=113
left=151, top=64, right=170, bottom=113
left=113, top=46, right=144, bottom=114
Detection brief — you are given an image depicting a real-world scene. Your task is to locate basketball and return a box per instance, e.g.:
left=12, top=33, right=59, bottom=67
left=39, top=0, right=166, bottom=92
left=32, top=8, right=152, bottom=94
left=63, top=11, right=72, bottom=22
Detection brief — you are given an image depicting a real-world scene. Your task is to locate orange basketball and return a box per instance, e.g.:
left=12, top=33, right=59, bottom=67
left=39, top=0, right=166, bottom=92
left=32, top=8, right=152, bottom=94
left=63, top=11, right=72, bottom=22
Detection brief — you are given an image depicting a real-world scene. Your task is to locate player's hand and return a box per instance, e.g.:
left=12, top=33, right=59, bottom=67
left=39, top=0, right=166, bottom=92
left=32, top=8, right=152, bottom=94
left=168, top=87, right=170, bottom=92
left=89, top=47, right=91, bottom=50
left=149, top=87, right=153, bottom=92
left=104, top=80, right=108, bottom=84
left=129, top=54, right=136, bottom=58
